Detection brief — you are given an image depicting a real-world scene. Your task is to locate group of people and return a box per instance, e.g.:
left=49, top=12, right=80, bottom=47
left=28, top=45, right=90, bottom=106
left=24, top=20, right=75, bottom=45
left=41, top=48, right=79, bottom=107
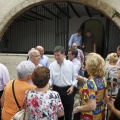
left=0, top=29, right=120, bottom=120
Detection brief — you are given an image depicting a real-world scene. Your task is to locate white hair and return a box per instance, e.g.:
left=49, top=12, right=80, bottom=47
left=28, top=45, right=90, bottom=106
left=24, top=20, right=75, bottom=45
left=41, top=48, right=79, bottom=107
left=16, top=61, right=35, bottom=79
left=28, top=49, right=39, bottom=58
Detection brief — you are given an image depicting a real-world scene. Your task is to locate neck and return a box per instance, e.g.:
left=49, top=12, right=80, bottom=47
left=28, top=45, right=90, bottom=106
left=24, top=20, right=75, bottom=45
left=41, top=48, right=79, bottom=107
left=58, top=58, right=64, bottom=65
left=35, top=84, right=49, bottom=92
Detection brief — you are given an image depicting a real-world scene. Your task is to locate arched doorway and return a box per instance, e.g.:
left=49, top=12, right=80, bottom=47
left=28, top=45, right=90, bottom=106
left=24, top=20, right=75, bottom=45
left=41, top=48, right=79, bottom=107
left=0, top=1, right=120, bottom=57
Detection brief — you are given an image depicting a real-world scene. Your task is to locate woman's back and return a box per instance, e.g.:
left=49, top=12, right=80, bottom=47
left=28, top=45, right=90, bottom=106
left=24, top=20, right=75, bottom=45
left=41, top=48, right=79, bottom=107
left=2, top=79, right=35, bottom=120
left=27, top=90, right=63, bottom=120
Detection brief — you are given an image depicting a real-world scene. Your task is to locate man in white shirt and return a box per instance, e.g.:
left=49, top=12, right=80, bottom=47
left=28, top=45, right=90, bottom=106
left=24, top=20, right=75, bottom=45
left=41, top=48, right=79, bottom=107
left=68, top=49, right=80, bottom=89
left=49, top=46, right=77, bottom=120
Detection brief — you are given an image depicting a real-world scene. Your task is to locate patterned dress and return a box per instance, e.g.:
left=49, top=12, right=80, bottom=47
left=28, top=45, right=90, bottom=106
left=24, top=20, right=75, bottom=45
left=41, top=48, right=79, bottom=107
left=80, top=77, right=107, bottom=120
left=26, top=90, right=64, bottom=120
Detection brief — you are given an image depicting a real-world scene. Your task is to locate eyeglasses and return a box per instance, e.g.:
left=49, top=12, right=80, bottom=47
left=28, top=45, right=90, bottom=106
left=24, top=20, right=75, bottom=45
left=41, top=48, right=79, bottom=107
left=32, top=55, right=41, bottom=58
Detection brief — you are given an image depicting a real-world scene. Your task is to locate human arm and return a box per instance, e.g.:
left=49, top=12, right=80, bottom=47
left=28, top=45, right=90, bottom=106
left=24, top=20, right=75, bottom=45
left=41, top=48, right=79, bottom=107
left=49, top=64, right=53, bottom=87
left=76, top=76, right=87, bottom=83
left=105, top=97, right=120, bottom=119
left=93, top=43, right=96, bottom=53
left=73, top=99, right=96, bottom=113
left=2, top=65, right=10, bottom=86
left=68, top=35, right=74, bottom=47
left=46, top=57, right=50, bottom=68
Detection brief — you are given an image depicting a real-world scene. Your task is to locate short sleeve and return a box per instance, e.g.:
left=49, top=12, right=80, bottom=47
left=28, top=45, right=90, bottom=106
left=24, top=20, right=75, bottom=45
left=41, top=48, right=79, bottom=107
left=55, top=92, right=64, bottom=111
left=81, top=80, right=96, bottom=100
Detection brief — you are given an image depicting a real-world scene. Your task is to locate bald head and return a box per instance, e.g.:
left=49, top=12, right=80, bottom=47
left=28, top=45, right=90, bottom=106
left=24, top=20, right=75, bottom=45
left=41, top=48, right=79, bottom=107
left=36, top=46, right=44, bottom=56
left=72, top=43, right=78, bottom=49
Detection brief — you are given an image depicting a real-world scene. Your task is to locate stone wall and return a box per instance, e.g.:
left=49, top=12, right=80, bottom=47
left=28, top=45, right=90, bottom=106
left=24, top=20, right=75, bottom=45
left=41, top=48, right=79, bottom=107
left=0, top=54, right=54, bottom=79
left=0, top=0, right=120, bottom=40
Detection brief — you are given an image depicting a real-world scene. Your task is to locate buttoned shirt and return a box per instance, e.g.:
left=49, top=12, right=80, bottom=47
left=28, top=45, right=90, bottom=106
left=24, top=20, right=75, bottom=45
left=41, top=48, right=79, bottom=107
left=40, top=55, right=50, bottom=67
left=0, top=63, right=10, bottom=91
left=68, top=33, right=82, bottom=47
left=71, top=58, right=80, bottom=74
left=49, top=59, right=77, bottom=87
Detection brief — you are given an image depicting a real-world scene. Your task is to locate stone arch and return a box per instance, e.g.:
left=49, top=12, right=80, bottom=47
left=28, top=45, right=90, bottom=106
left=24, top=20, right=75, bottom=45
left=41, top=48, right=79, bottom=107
left=0, top=0, right=120, bottom=40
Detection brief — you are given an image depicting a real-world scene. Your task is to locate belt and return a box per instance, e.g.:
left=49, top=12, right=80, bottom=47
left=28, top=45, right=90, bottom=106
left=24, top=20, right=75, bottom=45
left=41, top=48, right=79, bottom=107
left=53, top=85, right=71, bottom=90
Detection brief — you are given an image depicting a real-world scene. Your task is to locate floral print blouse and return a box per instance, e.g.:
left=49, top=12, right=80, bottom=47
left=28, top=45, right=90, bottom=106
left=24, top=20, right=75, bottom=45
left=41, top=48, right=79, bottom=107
left=26, top=90, right=64, bottom=120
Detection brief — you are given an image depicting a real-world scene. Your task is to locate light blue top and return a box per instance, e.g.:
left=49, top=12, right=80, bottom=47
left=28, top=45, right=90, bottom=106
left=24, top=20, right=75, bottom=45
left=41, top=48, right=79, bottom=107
left=49, top=59, right=77, bottom=87
left=68, top=33, right=82, bottom=47
left=40, top=55, right=50, bottom=67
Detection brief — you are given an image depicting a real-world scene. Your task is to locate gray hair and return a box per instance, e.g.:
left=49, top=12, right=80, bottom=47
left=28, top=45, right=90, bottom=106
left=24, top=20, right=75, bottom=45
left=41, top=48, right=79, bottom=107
left=53, top=46, right=65, bottom=54
left=16, top=61, right=35, bottom=79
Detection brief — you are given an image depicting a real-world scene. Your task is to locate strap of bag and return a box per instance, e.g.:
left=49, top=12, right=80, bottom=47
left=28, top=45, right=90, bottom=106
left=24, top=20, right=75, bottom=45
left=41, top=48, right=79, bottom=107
left=12, top=80, right=21, bottom=110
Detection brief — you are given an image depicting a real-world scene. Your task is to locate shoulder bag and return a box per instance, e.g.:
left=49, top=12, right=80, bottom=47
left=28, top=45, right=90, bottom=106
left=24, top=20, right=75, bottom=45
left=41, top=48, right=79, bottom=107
left=11, top=80, right=29, bottom=120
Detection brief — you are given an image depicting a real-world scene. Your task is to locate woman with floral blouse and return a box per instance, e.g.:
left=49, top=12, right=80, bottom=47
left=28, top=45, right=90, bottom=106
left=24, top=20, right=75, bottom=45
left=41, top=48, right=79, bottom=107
left=73, top=53, right=107, bottom=120
left=26, top=66, right=64, bottom=120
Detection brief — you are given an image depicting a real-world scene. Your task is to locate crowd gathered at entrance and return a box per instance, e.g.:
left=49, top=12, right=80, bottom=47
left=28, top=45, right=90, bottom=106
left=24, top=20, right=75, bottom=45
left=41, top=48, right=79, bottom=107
left=0, top=29, right=120, bottom=120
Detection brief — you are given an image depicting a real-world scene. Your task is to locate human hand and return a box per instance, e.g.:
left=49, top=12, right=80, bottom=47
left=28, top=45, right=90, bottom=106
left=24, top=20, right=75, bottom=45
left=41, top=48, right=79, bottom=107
left=76, top=76, right=87, bottom=82
left=107, top=98, right=114, bottom=110
left=73, top=106, right=80, bottom=113
left=67, top=85, right=74, bottom=95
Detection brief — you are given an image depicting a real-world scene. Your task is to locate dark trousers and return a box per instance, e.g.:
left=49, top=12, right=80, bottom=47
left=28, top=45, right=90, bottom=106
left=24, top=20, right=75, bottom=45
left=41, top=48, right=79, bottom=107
left=53, top=85, right=74, bottom=120
left=0, top=90, right=3, bottom=120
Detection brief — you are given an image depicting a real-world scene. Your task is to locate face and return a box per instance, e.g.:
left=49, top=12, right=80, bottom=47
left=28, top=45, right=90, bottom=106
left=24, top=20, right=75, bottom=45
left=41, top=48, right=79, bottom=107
left=31, top=51, right=40, bottom=66
left=54, top=52, right=64, bottom=63
left=40, top=48, right=44, bottom=56
left=72, top=44, right=78, bottom=49
left=86, top=32, right=91, bottom=37
left=68, top=51, right=74, bottom=60
left=117, top=47, right=120, bottom=57
left=77, top=32, right=81, bottom=36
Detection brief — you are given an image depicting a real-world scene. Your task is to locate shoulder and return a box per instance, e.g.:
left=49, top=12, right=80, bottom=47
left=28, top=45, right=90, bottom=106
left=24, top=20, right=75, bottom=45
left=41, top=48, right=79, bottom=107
left=65, top=60, right=73, bottom=65
left=49, top=61, right=57, bottom=67
left=0, top=63, right=8, bottom=70
left=43, top=55, right=49, bottom=59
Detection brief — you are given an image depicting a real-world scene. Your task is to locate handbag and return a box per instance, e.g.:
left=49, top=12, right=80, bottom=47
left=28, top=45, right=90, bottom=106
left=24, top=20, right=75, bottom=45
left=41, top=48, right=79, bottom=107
left=11, top=80, right=29, bottom=120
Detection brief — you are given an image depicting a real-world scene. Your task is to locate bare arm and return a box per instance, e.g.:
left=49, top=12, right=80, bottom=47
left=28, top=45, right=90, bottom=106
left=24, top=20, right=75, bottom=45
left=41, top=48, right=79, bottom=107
left=73, top=99, right=96, bottom=113
left=93, top=43, right=96, bottom=52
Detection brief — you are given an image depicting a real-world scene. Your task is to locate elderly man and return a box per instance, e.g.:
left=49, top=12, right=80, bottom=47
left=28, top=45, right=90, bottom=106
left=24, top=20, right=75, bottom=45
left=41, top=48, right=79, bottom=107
left=28, top=49, right=42, bottom=67
left=36, top=46, right=50, bottom=67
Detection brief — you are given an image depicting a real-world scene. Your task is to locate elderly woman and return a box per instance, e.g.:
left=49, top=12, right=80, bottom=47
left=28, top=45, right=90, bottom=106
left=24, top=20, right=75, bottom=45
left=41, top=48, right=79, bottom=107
left=73, top=53, right=107, bottom=120
left=1, top=61, right=36, bottom=120
left=105, top=53, right=119, bottom=97
left=105, top=68, right=120, bottom=120
left=26, top=66, right=64, bottom=119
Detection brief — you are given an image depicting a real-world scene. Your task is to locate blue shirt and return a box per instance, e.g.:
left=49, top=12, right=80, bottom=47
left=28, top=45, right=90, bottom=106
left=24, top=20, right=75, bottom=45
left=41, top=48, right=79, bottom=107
left=40, top=55, right=50, bottom=67
left=68, top=33, right=82, bottom=47
left=49, top=59, right=77, bottom=87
